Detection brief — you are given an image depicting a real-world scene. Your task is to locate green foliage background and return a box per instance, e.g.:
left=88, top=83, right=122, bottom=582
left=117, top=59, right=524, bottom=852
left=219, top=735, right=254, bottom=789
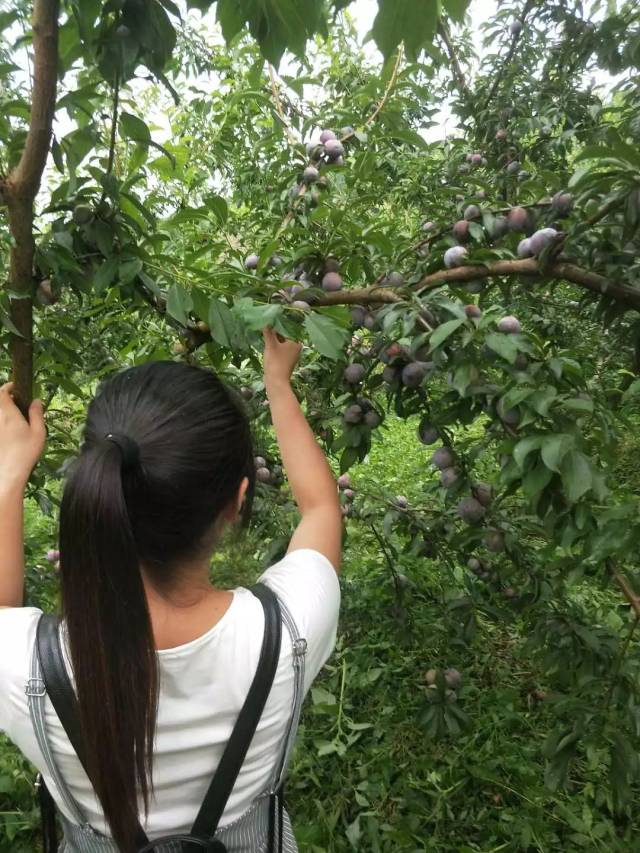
left=1, top=0, right=640, bottom=850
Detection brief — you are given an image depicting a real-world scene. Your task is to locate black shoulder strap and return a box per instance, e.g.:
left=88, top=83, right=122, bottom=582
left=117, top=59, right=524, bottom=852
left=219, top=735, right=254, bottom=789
left=37, top=583, right=282, bottom=850
left=189, top=582, right=282, bottom=839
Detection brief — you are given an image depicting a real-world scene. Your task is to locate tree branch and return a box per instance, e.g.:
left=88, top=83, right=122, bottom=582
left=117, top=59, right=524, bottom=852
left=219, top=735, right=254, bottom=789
left=363, top=45, right=404, bottom=130
left=0, top=0, right=59, bottom=413
left=608, top=559, right=640, bottom=619
left=437, top=20, right=471, bottom=101
left=481, top=0, right=535, bottom=112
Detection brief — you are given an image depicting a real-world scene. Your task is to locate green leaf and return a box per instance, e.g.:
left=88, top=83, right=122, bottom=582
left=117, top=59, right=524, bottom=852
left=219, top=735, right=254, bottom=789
left=166, top=283, right=193, bottom=326
left=371, top=0, right=440, bottom=60
left=485, top=332, right=518, bottom=363
left=216, top=0, right=246, bottom=43
left=443, top=0, right=469, bottom=22
left=208, top=297, right=237, bottom=349
left=305, top=313, right=348, bottom=360
left=513, top=436, right=543, bottom=469
left=541, top=434, right=572, bottom=473
left=561, top=397, right=594, bottom=414
left=118, top=257, right=143, bottom=284
left=430, top=317, right=465, bottom=349
left=119, top=111, right=151, bottom=143
left=523, top=461, right=553, bottom=499
left=236, top=300, right=282, bottom=331
left=205, top=194, right=228, bottom=225
left=561, top=451, right=593, bottom=502
left=93, top=257, right=119, bottom=294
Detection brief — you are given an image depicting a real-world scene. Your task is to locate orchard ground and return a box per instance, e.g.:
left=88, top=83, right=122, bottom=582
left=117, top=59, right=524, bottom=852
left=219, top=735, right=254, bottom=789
left=2, top=413, right=639, bottom=853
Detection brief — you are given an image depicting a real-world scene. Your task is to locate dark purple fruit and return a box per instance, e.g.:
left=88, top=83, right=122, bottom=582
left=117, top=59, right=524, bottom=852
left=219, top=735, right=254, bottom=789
left=401, top=362, right=427, bottom=388
left=303, top=166, right=319, bottom=184
left=322, top=272, right=343, bottom=291
left=351, top=306, right=366, bottom=327
left=497, top=315, right=520, bottom=334
left=364, top=410, right=381, bottom=428
left=453, top=220, right=470, bottom=242
left=431, top=447, right=455, bottom=470
left=507, top=206, right=530, bottom=232
left=457, top=497, right=486, bottom=524
left=344, top=363, right=366, bottom=384
left=464, top=204, right=481, bottom=221
left=319, top=129, right=336, bottom=143
left=337, top=474, right=351, bottom=489
left=418, top=420, right=439, bottom=445
left=343, top=404, right=363, bottom=424
left=256, top=467, right=272, bottom=483
left=245, top=253, right=259, bottom=269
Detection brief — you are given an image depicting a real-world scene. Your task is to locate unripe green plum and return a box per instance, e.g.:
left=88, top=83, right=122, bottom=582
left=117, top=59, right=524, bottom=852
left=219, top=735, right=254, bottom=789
left=344, top=363, right=366, bottom=384
left=72, top=203, right=93, bottom=225
left=343, top=404, right=363, bottom=424
left=484, top=529, right=506, bottom=552
left=457, top=496, right=486, bottom=524
left=425, top=668, right=438, bottom=685
left=497, top=315, right=520, bottom=334
left=322, top=272, right=343, bottom=291
left=431, top=447, right=455, bottom=469
left=467, top=557, right=482, bottom=573
left=35, top=279, right=57, bottom=306
left=444, top=246, right=468, bottom=268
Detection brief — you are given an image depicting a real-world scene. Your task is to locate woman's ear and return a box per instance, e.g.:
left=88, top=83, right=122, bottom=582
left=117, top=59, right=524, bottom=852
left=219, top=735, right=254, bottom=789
left=236, top=476, right=249, bottom=518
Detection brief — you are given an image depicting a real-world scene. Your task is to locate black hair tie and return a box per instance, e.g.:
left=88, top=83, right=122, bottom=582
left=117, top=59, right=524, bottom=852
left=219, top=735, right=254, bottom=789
left=104, top=433, right=140, bottom=470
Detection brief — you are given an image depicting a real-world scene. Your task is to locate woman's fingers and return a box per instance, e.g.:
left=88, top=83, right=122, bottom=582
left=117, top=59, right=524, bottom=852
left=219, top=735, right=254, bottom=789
left=28, top=399, right=46, bottom=445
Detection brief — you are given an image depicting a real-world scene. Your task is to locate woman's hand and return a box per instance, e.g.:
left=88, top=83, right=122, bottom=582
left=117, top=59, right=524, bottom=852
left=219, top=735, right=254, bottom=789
left=262, top=327, right=302, bottom=388
left=0, top=383, right=46, bottom=493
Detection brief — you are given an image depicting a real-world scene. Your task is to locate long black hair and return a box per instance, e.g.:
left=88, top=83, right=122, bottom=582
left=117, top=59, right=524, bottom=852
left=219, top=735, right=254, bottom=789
left=58, top=361, right=255, bottom=851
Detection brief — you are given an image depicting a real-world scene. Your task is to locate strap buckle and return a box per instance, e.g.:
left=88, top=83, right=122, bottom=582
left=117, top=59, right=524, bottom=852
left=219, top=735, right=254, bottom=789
left=25, top=677, right=47, bottom=697
left=35, top=772, right=43, bottom=790
left=292, top=638, right=307, bottom=658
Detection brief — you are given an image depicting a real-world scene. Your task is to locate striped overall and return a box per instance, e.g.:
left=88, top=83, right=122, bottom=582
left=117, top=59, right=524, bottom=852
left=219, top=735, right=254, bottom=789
left=26, top=596, right=307, bottom=852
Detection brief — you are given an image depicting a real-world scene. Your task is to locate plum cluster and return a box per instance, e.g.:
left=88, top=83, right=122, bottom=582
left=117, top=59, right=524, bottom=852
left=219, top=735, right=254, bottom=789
left=254, top=455, right=284, bottom=487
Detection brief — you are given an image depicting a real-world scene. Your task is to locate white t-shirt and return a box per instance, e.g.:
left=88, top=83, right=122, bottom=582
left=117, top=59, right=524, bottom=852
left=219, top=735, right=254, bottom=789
left=0, top=548, right=340, bottom=839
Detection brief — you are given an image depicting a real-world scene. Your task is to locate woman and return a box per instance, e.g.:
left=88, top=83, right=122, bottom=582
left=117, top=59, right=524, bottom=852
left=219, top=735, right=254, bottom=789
left=0, top=328, right=342, bottom=851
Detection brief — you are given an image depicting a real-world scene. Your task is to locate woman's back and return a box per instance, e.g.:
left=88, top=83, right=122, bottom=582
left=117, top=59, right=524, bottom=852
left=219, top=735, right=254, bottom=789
left=0, top=550, right=339, bottom=840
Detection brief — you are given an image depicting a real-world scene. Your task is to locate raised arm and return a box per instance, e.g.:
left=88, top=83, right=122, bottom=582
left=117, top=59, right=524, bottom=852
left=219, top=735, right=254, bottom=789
left=0, top=383, right=46, bottom=606
left=262, top=328, right=342, bottom=572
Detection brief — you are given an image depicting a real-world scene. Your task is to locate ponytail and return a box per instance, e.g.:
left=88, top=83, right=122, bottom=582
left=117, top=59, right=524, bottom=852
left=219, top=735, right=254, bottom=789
left=59, top=441, right=157, bottom=853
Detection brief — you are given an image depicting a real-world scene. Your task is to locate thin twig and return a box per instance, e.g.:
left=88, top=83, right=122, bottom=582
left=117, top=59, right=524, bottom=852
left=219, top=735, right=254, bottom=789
left=608, top=559, right=640, bottom=618
left=363, top=45, right=404, bottom=130
left=481, top=0, right=536, bottom=111
left=268, top=64, right=299, bottom=147
left=99, top=75, right=119, bottom=205
left=437, top=20, right=471, bottom=100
